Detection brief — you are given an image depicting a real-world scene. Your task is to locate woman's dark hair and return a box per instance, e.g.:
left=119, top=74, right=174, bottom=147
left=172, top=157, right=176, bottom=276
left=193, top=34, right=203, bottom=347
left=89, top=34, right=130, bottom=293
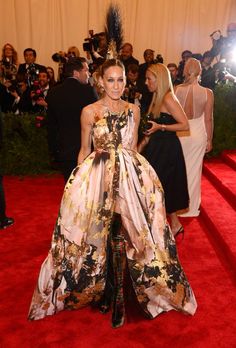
left=64, top=57, right=86, bottom=76
left=100, top=59, right=125, bottom=77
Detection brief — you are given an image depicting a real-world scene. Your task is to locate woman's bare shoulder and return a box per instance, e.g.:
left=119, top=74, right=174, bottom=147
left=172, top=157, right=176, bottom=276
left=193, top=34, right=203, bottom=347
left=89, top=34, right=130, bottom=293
left=164, top=91, right=178, bottom=104
left=82, top=101, right=102, bottom=114
left=126, top=102, right=139, bottom=114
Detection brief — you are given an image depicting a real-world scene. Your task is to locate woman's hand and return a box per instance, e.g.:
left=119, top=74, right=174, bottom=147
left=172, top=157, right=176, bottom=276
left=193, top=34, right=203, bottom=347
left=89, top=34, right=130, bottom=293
left=143, top=121, right=161, bottom=135
left=205, top=139, right=212, bottom=153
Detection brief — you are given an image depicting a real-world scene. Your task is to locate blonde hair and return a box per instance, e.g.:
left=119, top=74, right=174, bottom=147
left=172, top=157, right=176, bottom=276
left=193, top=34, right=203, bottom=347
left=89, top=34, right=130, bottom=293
left=2, top=43, right=18, bottom=65
left=67, top=46, right=80, bottom=57
left=147, top=63, right=174, bottom=118
left=183, top=58, right=201, bottom=84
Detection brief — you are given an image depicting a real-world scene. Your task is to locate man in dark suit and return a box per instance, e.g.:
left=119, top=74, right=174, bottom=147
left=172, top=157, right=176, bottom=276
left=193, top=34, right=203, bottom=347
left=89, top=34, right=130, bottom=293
left=17, top=48, right=45, bottom=86
left=47, top=57, right=98, bottom=182
left=0, top=108, right=14, bottom=229
left=119, top=43, right=139, bottom=74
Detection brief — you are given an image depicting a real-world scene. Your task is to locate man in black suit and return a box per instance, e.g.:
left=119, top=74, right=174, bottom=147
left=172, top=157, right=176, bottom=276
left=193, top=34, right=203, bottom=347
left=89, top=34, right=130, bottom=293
left=119, top=43, right=139, bottom=74
left=17, top=48, right=45, bottom=86
left=47, top=57, right=98, bottom=182
left=0, top=108, right=14, bottom=229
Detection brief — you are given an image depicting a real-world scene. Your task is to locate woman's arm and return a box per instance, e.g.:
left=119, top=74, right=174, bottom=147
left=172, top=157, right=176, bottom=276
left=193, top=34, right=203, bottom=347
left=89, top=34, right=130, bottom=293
left=144, top=92, right=189, bottom=135
left=77, top=106, right=93, bottom=165
left=130, top=104, right=140, bottom=151
left=204, top=88, right=214, bottom=153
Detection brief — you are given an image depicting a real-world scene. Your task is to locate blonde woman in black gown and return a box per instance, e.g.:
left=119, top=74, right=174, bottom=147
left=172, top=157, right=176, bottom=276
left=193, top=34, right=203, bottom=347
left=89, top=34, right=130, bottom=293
left=140, top=63, right=189, bottom=236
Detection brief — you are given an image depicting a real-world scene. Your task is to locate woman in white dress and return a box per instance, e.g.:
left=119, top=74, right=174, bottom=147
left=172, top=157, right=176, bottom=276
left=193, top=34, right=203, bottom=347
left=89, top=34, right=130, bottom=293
left=175, top=58, right=214, bottom=217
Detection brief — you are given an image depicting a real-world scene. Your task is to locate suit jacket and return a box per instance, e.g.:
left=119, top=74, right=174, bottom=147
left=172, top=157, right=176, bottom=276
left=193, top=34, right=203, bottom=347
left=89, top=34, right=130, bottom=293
left=47, top=77, right=98, bottom=161
left=17, top=63, right=45, bottom=76
left=121, top=56, right=139, bottom=74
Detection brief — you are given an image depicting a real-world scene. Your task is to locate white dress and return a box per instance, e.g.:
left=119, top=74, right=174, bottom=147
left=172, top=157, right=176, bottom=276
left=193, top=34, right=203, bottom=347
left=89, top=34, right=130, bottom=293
left=175, top=83, right=208, bottom=217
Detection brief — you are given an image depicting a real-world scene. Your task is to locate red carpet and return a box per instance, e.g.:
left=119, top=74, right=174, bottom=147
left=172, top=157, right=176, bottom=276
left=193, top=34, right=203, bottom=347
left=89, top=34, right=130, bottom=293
left=1, top=151, right=236, bottom=348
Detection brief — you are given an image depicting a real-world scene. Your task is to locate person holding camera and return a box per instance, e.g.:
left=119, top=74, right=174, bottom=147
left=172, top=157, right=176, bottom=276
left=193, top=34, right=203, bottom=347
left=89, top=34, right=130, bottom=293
left=52, top=46, right=81, bottom=82
left=17, top=48, right=45, bottom=87
left=210, top=23, right=236, bottom=80
left=177, top=50, right=192, bottom=83
left=47, top=57, right=98, bottom=182
left=0, top=43, right=18, bottom=85
left=83, top=31, right=108, bottom=74
left=123, top=63, right=141, bottom=105
left=200, top=51, right=215, bottom=90
left=31, top=69, right=50, bottom=115
left=0, top=43, right=20, bottom=112
left=5, top=74, right=33, bottom=115
left=137, top=49, right=155, bottom=113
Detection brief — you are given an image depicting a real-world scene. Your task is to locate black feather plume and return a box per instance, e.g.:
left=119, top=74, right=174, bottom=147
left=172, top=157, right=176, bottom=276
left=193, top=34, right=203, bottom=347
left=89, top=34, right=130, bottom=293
left=105, top=4, right=123, bottom=56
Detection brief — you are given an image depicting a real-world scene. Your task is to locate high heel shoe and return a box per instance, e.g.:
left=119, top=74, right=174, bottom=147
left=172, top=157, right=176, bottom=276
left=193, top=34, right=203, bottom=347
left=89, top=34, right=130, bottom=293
left=173, top=226, right=184, bottom=239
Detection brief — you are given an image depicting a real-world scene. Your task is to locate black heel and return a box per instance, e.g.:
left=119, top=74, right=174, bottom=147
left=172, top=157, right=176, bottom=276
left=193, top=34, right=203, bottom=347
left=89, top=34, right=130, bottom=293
left=174, top=226, right=184, bottom=239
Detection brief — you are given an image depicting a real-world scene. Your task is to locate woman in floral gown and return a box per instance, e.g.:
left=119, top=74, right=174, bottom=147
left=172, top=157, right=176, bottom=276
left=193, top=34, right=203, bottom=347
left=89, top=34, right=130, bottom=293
left=28, top=59, right=197, bottom=328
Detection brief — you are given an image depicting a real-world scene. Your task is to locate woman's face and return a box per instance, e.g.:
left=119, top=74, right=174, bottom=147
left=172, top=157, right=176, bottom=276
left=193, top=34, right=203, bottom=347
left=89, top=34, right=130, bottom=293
left=145, top=69, right=157, bottom=92
left=4, top=45, right=13, bottom=57
left=47, top=68, right=54, bottom=79
left=101, top=66, right=126, bottom=100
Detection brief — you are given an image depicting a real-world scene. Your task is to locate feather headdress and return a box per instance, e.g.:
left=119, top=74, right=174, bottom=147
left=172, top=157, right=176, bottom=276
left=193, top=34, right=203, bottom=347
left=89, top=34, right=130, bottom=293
left=105, top=4, right=123, bottom=59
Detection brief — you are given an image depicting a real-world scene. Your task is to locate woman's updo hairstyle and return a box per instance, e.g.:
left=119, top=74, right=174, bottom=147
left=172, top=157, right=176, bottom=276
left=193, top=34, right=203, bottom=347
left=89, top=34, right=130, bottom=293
left=100, top=59, right=125, bottom=77
left=183, top=58, right=201, bottom=84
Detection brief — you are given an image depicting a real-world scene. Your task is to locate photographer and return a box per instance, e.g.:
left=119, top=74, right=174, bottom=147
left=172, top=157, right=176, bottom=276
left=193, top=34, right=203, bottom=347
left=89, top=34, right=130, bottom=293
left=0, top=43, right=18, bottom=85
left=83, top=31, right=107, bottom=72
left=210, top=23, right=236, bottom=80
left=31, top=69, right=50, bottom=115
left=52, top=46, right=80, bottom=82
left=123, top=64, right=141, bottom=105
left=17, top=48, right=45, bottom=87
left=177, top=50, right=192, bottom=83
left=8, top=75, right=33, bottom=114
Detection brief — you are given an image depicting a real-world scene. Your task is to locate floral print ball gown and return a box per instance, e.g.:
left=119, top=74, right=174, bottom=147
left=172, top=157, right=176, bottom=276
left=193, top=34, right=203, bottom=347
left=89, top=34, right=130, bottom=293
left=28, top=106, right=197, bottom=321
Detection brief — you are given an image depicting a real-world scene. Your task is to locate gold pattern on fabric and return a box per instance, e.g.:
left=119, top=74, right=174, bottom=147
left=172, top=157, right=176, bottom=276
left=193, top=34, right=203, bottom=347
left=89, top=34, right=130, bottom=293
left=28, top=108, right=197, bottom=321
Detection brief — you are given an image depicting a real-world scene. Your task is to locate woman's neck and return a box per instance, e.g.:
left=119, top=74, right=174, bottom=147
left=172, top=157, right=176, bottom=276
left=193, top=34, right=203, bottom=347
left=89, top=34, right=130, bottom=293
left=101, top=98, right=124, bottom=113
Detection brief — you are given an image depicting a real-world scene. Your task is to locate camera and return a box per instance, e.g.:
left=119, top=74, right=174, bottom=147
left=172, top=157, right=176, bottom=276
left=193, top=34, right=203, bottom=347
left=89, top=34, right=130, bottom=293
left=124, top=84, right=139, bottom=103
left=52, top=52, right=68, bottom=64
left=1, top=58, right=18, bottom=81
left=7, top=80, right=21, bottom=95
left=2, top=58, right=11, bottom=69
left=26, top=64, right=40, bottom=86
left=31, top=80, right=44, bottom=101
left=83, top=30, right=100, bottom=52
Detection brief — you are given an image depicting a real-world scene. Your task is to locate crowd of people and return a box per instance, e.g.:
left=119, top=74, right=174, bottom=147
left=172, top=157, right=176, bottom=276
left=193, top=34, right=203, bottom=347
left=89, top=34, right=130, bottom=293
left=0, top=18, right=235, bottom=329
left=0, top=21, right=236, bottom=116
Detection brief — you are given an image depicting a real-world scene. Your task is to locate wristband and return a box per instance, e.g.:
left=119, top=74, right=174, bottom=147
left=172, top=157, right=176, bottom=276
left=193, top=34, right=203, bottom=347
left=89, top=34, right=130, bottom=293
left=161, top=124, right=166, bottom=131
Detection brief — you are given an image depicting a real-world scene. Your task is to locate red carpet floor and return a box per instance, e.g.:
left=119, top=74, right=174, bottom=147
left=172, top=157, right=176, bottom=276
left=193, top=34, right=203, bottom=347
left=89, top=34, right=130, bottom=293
left=1, top=152, right=236, bottom=348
